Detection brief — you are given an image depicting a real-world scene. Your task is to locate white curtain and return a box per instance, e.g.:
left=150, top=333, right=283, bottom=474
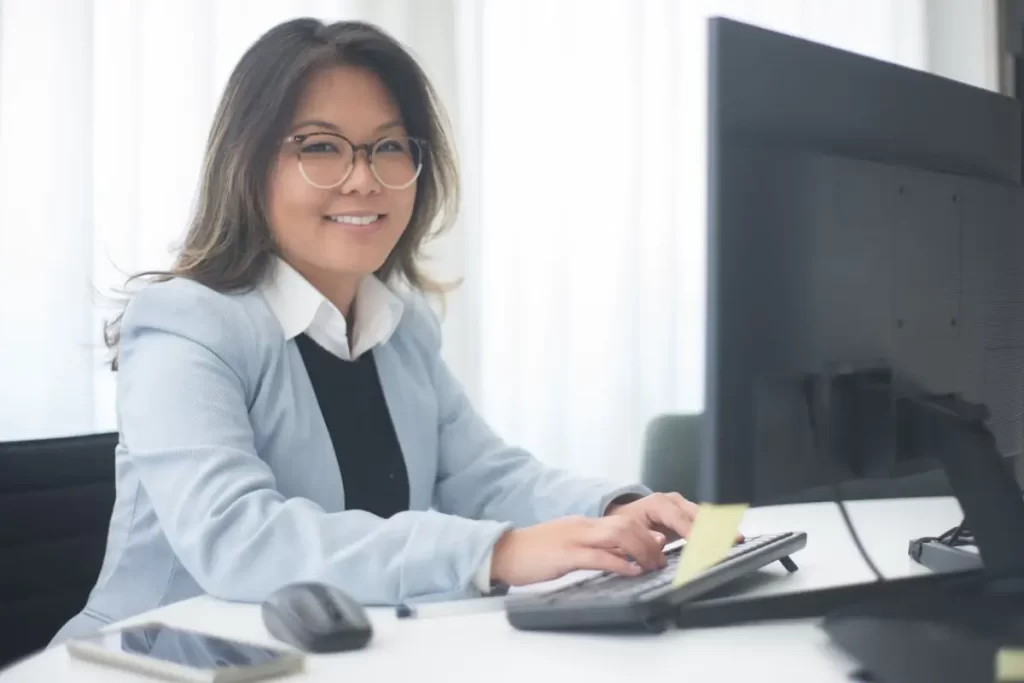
left=0, top=0, right=999, bottom=484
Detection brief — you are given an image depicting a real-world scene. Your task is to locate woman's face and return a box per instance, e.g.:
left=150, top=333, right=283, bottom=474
left=267, top=65, right=417, bottom=289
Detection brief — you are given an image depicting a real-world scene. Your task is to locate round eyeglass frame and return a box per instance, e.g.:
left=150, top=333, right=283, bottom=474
left=284, top=131, right=427, bottom=191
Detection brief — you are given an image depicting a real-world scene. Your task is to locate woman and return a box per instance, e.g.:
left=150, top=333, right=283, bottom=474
left=52, top=18, right=702, bottom=643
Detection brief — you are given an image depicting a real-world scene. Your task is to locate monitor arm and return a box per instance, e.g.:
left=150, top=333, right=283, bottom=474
left=895, top=390, right=1024, bottom=574
left=816, top=366, right=1024, bottom=573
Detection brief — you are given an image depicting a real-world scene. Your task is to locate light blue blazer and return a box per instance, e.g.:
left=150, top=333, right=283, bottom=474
left=52, top=277, right=648, bottom=643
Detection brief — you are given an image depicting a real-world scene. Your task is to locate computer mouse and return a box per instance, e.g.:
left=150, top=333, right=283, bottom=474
left=261, top=581, right=373, bottom=653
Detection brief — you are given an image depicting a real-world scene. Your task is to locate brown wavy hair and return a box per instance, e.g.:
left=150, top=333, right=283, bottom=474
left=104, top=18, right=459, bottom=369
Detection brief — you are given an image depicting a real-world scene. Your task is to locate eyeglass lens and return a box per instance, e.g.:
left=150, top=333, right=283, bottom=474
left=297, top=133, right=423, bottom=189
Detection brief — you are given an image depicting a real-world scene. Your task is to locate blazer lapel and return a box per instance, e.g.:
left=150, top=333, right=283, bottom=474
left=373, top=343, right=438, bottom=511
left=275, top=342, right=348, bottom=512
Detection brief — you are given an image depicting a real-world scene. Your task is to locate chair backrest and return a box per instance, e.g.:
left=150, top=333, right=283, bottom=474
left=0, top=432, right=116, bottom=667
left=641, top=414, right=703, bottom=497
left=640, top=413, right=953, bottom=503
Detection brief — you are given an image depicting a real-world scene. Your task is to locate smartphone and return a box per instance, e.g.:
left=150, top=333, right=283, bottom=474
left=65, top=621, right=304, bottom=682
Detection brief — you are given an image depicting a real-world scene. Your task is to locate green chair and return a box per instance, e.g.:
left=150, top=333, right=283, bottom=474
left=640, top=413, right=952, bottom=503
left=640, top=414, right=703, bottom=497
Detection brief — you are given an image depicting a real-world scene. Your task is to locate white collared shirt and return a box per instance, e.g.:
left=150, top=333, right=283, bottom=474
left=259, top=257, right=404, bottom=360
left=258, top=257, right=494, bottom=594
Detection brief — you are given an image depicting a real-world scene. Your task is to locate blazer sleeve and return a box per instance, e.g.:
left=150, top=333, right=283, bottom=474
left=405, top=297, right=651, bottom=528
left=116, top=280, right=511, bottom=604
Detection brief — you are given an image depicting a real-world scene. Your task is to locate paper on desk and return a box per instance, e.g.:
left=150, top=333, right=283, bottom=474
left=672, top=503, right=749, bottom=588
left=997, top=648, right=1024, bottom=681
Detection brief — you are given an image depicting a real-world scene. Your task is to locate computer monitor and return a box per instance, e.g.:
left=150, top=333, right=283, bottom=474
left=700, top=16, right=1024, bottom=508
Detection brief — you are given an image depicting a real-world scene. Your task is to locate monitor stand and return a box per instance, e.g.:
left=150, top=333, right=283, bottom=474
left=902, top=392, right=1024, bottom=573
left=673, top=390, right=1024, bottom=681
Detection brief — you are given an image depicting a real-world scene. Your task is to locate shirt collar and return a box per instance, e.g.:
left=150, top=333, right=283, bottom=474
left=259, top=257, right=404, bottom=360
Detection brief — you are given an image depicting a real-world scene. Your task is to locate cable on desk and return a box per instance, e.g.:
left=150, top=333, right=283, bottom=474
left=911, top=519, right=974, bottom=551
left=803, top=376, right=885, bottom=583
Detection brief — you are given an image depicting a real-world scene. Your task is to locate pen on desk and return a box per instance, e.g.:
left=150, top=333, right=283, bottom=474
left=395, top=595, right=507, bottom=619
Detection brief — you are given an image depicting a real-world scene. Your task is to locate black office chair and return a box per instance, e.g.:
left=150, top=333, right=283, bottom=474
left=0, top=432, right=117, bottom=667
left=640, top=413, right=952, bottom=503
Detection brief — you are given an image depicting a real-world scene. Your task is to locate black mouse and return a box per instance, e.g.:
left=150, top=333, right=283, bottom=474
left=261, top=582, right=372, bottom=653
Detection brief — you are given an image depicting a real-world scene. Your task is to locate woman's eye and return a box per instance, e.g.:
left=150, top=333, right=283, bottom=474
left=301, top=142, right=339, bottom=154
left=376, top=139, right=407, bottom=154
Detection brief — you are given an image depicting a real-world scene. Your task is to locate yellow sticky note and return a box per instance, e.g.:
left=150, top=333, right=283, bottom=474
left=672, top=503, right=749, bottom=587
left=996, top=648, right=1024, bottom=681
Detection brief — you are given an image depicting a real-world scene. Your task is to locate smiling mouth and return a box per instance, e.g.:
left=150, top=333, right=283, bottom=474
left=324, top=214, right=385, bottom=227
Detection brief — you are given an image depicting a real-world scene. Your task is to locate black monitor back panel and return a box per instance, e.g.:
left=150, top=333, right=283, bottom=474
left=703, top=17, right=1024, bottom=504
left=729, top=147, right=1024, bottom=503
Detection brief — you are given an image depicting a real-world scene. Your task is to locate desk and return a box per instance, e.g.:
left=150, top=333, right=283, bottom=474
left=0, top=497, right=963, bottom=682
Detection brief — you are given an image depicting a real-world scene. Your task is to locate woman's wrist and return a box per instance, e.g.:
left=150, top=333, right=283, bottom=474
left=490, top=528, right=517, bottom=585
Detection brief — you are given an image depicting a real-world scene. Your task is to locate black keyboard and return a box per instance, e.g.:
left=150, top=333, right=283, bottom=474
left=505, top=531, right=808, bottom=632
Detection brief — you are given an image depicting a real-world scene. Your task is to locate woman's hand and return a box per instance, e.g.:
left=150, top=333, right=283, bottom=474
left=604, top=492, right=701, bottom=541
left=489, top=515, right=668, bottom=586
left=606, top=492, right=743, bottom=543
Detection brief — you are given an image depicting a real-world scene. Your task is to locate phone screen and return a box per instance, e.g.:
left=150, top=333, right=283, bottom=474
left=78, top=623, right=287, bottom=670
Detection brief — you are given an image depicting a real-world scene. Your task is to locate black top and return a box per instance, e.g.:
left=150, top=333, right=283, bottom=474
left=295, top=334, right=410, bottom=518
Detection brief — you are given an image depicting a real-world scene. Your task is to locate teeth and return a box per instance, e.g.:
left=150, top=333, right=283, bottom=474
left=328, top=214, right=379, bottom=226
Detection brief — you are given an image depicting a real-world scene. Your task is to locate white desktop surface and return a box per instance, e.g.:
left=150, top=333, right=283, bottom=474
left=0, top=497, right=963, bottom=682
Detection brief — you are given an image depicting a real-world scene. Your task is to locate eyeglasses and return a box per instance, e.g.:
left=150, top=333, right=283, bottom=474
left=284, top=131, right=426, bottom=190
